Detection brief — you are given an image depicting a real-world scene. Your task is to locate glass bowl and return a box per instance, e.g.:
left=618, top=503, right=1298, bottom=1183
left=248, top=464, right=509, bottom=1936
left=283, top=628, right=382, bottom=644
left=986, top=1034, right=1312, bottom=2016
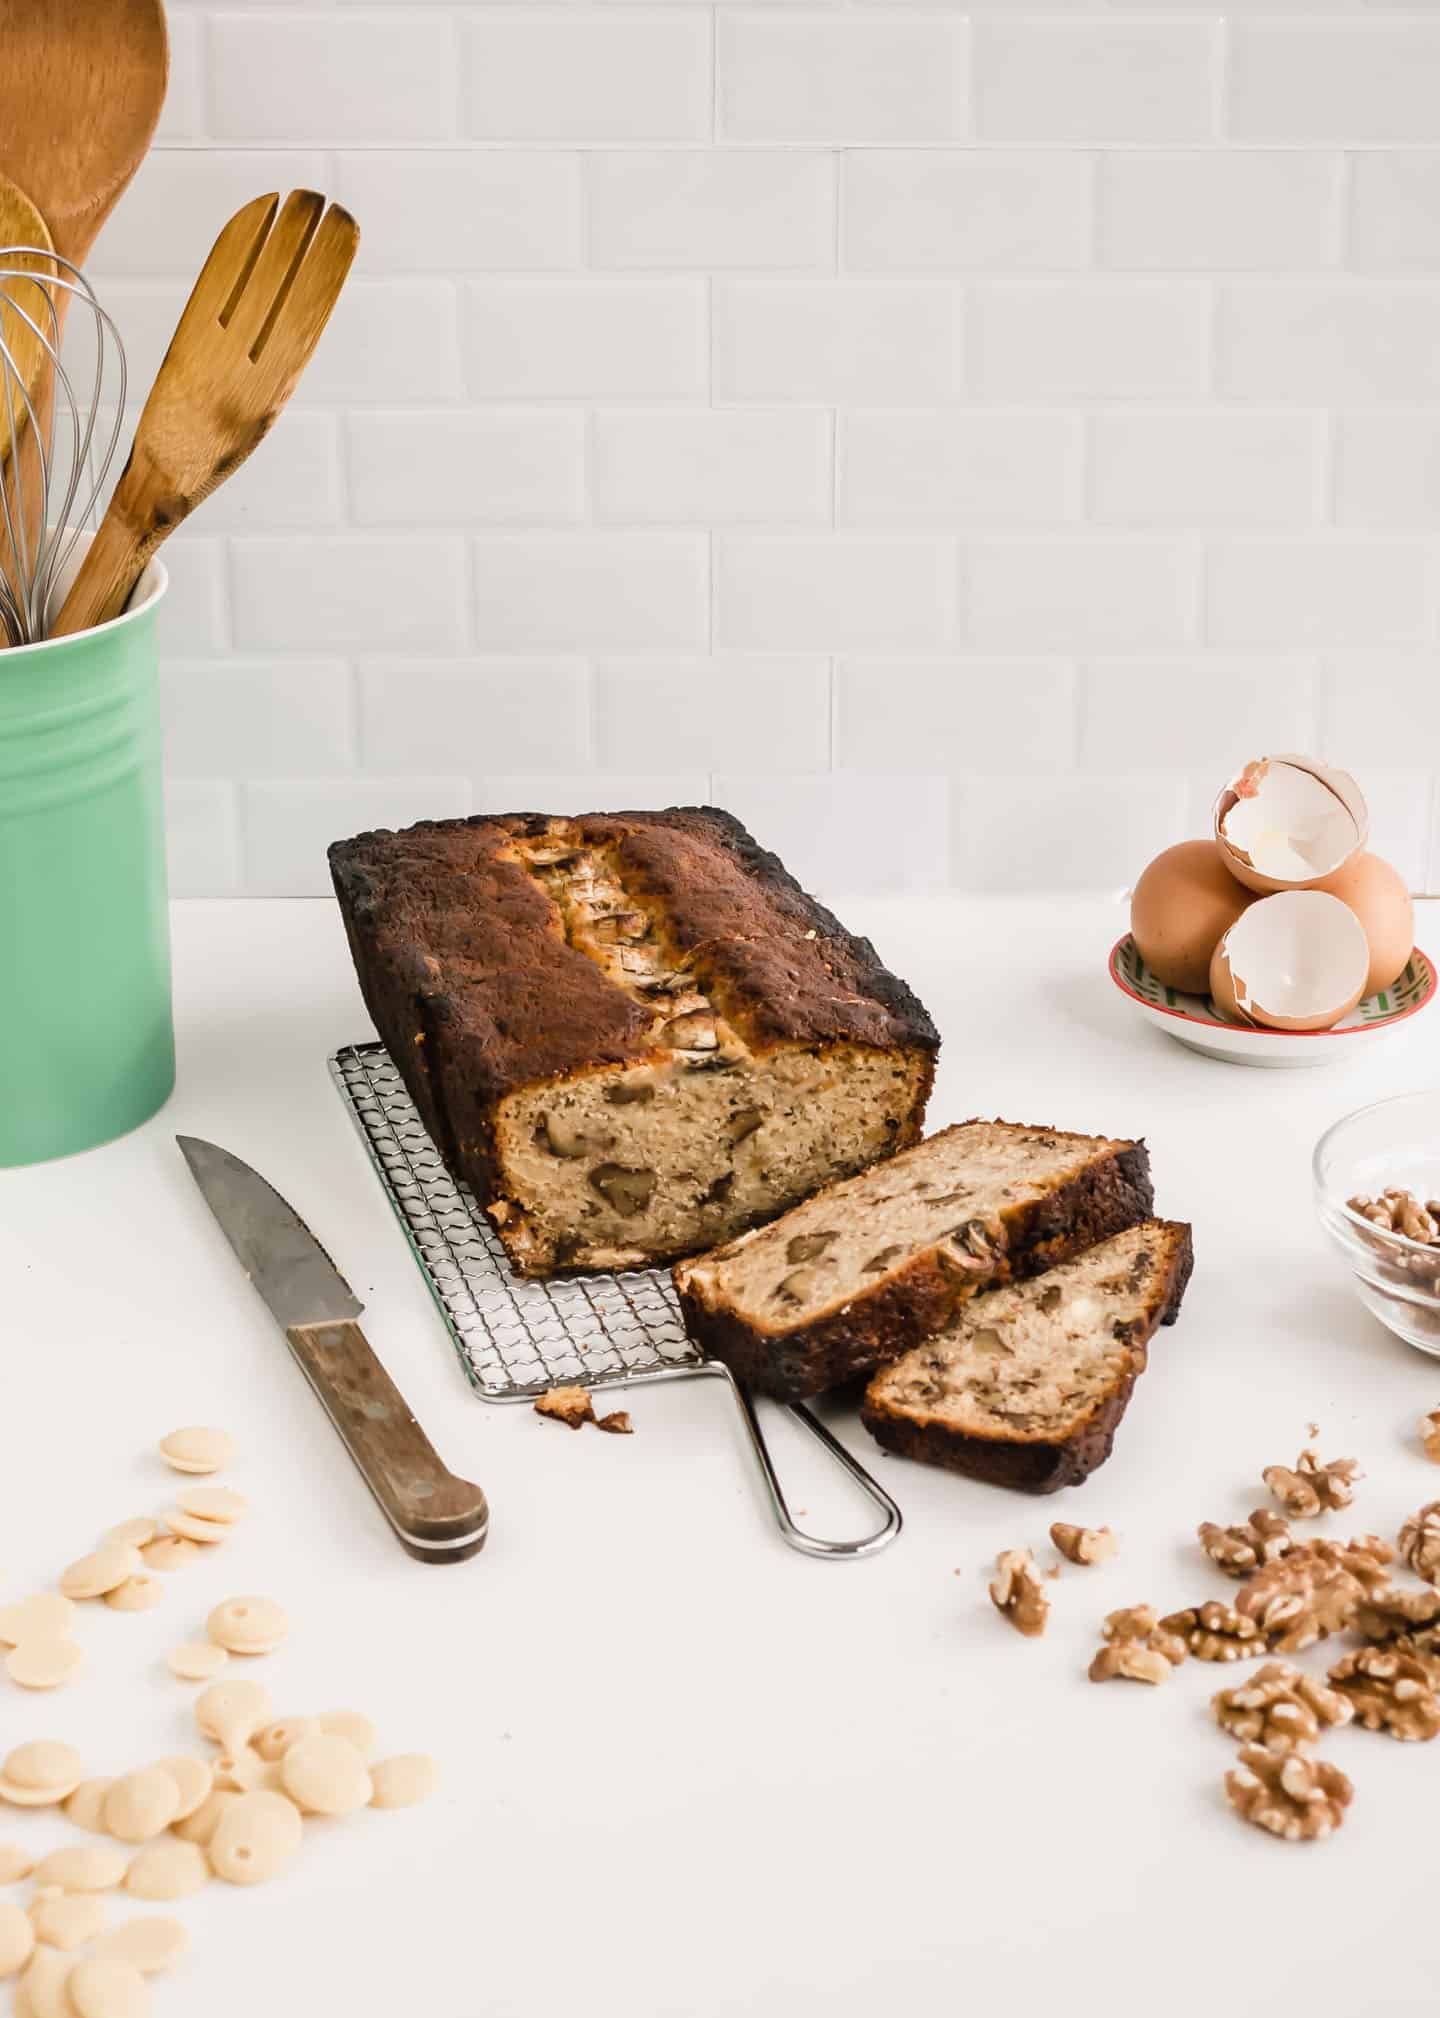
left=1314, top=1092, right=1440, bottom=1357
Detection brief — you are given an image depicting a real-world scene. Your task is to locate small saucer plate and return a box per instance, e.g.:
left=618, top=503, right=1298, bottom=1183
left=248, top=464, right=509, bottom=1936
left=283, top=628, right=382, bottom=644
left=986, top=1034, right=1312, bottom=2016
left=1108, top=935, right=1436, bottom=1069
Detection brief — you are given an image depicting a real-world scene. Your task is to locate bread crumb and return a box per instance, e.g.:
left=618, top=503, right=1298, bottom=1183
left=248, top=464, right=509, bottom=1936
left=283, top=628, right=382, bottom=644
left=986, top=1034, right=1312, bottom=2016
left=533, top=1387, right=595, bottom=1430
left=596, top=1411, right=633, bottom=1436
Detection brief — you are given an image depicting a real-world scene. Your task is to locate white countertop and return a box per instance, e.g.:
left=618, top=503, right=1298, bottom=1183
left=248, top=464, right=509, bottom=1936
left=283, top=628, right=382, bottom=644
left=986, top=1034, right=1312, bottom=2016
left=5, top=894, right=1440, bottom=2018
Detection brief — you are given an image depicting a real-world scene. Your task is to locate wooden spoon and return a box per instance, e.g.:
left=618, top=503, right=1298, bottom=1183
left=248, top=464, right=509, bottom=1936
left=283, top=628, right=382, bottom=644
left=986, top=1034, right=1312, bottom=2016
left=52, top=191, right=360, bottom=637
left=0, top=0, right=169, bottom=276
left=0, top=171, right=56, bottom=467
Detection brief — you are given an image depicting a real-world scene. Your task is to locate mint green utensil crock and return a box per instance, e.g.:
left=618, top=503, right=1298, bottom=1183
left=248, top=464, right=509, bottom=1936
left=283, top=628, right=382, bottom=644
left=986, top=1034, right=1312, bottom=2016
left=0, top=551, right=172, bottom=1165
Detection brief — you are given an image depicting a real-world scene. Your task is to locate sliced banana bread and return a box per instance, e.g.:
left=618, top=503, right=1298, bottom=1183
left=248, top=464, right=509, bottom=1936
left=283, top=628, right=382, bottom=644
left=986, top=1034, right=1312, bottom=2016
left=672, top=1119, right=1153, bottom=1402
left=330, top=808, right=937, bottom=1277
left=861, top=1219, right=1193, bottom=1494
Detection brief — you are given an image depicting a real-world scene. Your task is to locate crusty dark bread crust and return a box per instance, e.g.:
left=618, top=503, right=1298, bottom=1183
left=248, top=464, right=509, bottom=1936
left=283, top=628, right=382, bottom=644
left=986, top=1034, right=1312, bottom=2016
left=676, top=1131, right=1154, bottom=1403
left=860, top=1221, right=1194, bottom=1494
left=330, top=807, right=939, bottom=1243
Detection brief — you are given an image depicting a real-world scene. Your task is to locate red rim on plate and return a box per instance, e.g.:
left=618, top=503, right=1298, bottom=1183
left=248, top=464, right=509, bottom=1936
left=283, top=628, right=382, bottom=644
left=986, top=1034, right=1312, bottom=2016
left=1108, top=937, right=1437, bottom=1038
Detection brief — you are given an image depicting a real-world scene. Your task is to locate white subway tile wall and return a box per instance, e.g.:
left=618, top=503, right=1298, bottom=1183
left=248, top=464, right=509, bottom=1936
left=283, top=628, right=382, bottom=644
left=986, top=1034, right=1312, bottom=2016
left=109, top=4, right=1440, bottom=898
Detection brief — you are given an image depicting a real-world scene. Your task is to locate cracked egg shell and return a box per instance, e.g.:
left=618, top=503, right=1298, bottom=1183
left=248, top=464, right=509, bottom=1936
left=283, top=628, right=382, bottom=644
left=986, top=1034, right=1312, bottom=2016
left=1209, top=891, right=1370, bottom=1033
left=1315, top=851, right=1415, bottom=998
left=1130, top=839, right=1257, bottom=995
left=1213, top=755, right=1368, bottom=896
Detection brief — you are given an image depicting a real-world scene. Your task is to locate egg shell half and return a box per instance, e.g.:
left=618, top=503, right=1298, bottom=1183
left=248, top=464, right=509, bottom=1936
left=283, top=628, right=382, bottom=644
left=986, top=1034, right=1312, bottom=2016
left=1315, top=851, right=1415, bottom=998
left=1209, top=890, right=1370, bottom=1033
left=1130, top=839, right=1257, bottom=995
left=1213, top=754, right=1368, bottom=895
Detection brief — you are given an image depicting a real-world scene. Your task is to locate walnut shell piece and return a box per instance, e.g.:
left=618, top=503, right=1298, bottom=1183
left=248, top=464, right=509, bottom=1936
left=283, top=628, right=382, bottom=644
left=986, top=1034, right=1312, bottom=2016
left=1262, top=1450, right=1362, bottom=1519
left=1161, top=1600, right=1265, bottom=1662
left=1397, top=1500, right=1440, bottom=1585
left=989, top=1549, right=1049, bottom=1639
left=1327, top=1645, right=1440, bottom=1742
left=1051, top=1523, right=1119, bottom=1567
left=1198, top=1510, right=1293, bottom=1577
left=1226, top=1744, right=1353, bottom=1843
left=1211, top=1662, right=1353, bottom=1750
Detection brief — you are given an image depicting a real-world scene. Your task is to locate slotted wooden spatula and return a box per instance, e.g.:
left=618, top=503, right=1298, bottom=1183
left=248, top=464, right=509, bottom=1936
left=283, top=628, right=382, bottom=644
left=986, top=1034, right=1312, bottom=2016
left=51, top=190, right=358, bottom=638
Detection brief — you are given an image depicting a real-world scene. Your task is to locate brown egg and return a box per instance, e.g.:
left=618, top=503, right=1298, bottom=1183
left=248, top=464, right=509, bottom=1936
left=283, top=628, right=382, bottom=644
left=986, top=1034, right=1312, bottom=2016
left=1315, top=851, right=1415, bottom=998
left=1130, top=840, right=1256, bottom=995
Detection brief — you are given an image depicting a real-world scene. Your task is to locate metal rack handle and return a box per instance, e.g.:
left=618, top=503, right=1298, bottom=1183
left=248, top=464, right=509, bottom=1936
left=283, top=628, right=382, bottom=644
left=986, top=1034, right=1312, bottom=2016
left=702, top=1361, right=903, bottom=1560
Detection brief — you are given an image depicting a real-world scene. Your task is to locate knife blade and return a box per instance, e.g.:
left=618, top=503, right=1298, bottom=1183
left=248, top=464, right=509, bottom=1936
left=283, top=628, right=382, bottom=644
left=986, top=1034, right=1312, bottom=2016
left=177, top=1135, right=488, bottom=1564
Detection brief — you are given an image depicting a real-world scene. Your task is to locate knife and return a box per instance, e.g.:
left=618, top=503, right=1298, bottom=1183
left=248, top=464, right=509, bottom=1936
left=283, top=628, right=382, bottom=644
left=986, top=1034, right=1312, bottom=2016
left=177, top=1135, right=488, bottom=1564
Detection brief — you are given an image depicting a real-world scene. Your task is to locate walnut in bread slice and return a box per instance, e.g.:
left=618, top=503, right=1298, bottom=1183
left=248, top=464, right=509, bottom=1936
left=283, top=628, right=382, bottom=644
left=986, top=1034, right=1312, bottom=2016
left=859, top=1219, right=1193, bottom=1493
left=673, top=1119, right=1154, bottom=1402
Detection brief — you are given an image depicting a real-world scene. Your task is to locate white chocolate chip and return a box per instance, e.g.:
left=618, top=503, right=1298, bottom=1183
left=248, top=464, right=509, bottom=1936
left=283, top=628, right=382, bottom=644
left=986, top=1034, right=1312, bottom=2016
left=29, top=1891, right=106, bottom=1949
left=0, top=1595, right=74, bottom=1646
left=171, top=1789, right=239, bottom=1848
left=122, top=1840, right=209, bottom=1904
left=280, top=1735, right=372, bottom=1817
left=90, top=1918, right=189, bottom=1977
left=316, top=1710, right=377, bottom=1759
left=6, top=1638, right=84, bottom=1691
left=66, top=1957, right=152, bottom=2018
left=0, top=1844, right=33, bottom=1884
left=154, top=1757, right=212, bottom=1824
left=211, top=1749, right=265, bottom=1794
left=140, top=1537, right=201, bottom=1574
left=19, top=1944, right=73, bottom=2018
left=31, top=1847, right=127, bottom=1893
left=207, top=1790, right=303, bottom=1886
left=63, top=1780, right=117, bottom=1834
left=166, top=1642, right=227, bottom=1683
left=159, top=1427, right=233, bottom=1476
left=102, top=1520, right=158, bottom=1551
left=60, top=1545, right=144, bottom=1601
left=103, top=1770, right=180, bottom=1845
left=254, top=1717, right=318, bottom=1763
left=194, top=1678, right=271, bottom=1749
left=205, top=1596, right=288, bottom=1658
left=104, top=1577, right=164, bottom=1615
left=175, top=1486, right=247, bottom=1525
left=369, top=1755, right=439, bottom=1811
left=4, top=1743, right=84, bottom=1794
left=0, top=1902, right=34, bottom=1979
left=162, top=1509, right=231, bottom=1546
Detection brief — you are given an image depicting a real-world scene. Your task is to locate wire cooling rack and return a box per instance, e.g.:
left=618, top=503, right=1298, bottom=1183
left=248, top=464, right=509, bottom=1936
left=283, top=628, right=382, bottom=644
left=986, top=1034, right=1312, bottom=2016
left=329, top=1040, right=901, bottom=1559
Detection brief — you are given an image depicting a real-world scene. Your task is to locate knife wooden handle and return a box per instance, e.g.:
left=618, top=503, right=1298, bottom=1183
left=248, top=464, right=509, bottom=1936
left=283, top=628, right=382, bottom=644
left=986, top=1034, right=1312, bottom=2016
left=285, top=1320, right=488, bottom=1562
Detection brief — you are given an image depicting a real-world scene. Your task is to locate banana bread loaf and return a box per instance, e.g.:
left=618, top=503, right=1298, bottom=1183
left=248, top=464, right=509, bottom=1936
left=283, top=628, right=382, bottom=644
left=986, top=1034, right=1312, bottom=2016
left=329, top=808, right=938, bottom=1277
left=861, top=1218, right=1193, bottom=1493
left=672, top=1119, right=1154, bottom=1401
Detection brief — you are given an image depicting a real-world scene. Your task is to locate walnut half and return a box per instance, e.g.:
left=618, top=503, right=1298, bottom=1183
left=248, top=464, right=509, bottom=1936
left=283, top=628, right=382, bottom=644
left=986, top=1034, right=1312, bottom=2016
left=1198, top=1509, right=1293, bottom=1578
left=1327, top=1645, right=1440, bottom=1743
left=1212, top=1662, right=1353, bottom=1751
left=1422, top=1409, right=1440, bottom=1465
left=989, top=1549, right=1049, bottom=1639
left=1161, top=1600, right=1266, bottom=1663
left=1398, top=1500, right=1440, bottom=1586
left=1262, top=1450, right=1362, bottom=1519
left=1051, top=1522, right=1119, bottom=1567
left=1226, top=1744, right=1353, bottom=1843
left=1088, top=1603, right=1186, bottom=1684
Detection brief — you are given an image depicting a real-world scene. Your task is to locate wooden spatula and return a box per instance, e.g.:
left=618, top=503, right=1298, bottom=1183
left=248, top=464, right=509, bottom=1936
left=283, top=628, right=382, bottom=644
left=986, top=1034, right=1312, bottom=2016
left=51, top=191, right=359, bottom=638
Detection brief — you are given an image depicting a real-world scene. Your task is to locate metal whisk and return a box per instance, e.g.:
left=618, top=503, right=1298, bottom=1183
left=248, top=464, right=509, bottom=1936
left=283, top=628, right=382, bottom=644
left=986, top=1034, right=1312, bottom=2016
left=0, top=248, right=126, bottom=647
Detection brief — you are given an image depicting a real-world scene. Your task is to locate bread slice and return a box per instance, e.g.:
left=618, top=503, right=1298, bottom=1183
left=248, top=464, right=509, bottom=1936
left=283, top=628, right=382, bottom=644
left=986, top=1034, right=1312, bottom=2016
left=861, top=1219, right=1193, bottom=1494
left=672, top=1119, right=1154, bottom=1402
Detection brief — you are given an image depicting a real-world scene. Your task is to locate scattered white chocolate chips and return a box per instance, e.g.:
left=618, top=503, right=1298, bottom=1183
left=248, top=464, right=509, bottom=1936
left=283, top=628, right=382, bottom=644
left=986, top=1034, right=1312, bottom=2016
left=30, top=1888, right=108, bottom=1950
left=102, top=1520, right=158, bottom=1552
left=122, top=1840, right=210, bottom=1904
left=67, top=1957, right=152, bottom=2018
left=162, top=1510, right=231, bottom=1547
left=4, top=1742, right=84, bottom=1799
left=0, top=1594, right=74, bottom=1646
left=6, top=1636, right=84, bottom=1691
left=60, top=1546, right=145, bottom=1602
left=166, top=1642, right=227, bottom=1683
left=369, top=1755, right=439, bottom=1811
left=31, top=1846, right=128, bottom=1894
left=158, top=1426, right=234, bottom=1476
left=140, top=1538, right=201, bottom=1575
left=205, top=1597, right=287, bottom=1659
left=174, top=1487, right=247, bottom=1526
left=90, top=1918, right=189, bottom=1976
left=105, top=1577, right=164, bottom=1616
left=279, top=1736, right=371, bottom=1817
left=104, top=1769, right=181, bottom=1846
left=208, top=1791, right=303, bottom=1887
